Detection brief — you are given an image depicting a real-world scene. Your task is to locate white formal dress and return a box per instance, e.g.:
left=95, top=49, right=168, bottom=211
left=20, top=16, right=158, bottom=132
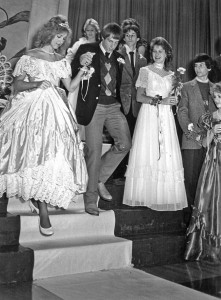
left=0, top=55, right=88, bottom=209
left=123, top=65, right=187, bottom=211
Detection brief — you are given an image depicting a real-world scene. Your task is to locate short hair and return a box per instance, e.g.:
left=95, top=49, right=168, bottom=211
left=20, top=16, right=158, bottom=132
left=150, top=37, right=173, bottom=70
left=33, top=15, right=72, bottom=50
left=121, top=18, right=140, bottom=30
left=82, top=18, right=100, bottom=41
left=193, top=53, right=213, bottom=69
left=101, top=23, right=122, bottom=40
left=122, top=24, right=141, bottom=40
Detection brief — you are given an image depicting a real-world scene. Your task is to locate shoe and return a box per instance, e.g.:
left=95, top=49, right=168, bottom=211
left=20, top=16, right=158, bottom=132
left=97, top=182, right=112, bottom=201
left=29, top=200, right=39, bottom=214
left=85, top=203, right=99, bottom=216
left=39, top=221, right=54, bottom=236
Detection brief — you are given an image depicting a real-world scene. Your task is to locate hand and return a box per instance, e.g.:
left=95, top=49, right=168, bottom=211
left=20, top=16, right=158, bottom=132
left=38, top=80, right=52, bottom=90
left=213, top=123, right=221, bottom=134
left=162, top=95, right=177, bottom=105
left=80, top=52, right=95, bottom=66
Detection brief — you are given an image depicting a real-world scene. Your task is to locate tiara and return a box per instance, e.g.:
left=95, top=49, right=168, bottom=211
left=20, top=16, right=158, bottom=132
left=59, top=21, right=70, bottom=30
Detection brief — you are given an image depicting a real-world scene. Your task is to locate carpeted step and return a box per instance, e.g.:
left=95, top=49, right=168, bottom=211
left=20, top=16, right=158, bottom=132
left=7, top=198, right=132, bottom=280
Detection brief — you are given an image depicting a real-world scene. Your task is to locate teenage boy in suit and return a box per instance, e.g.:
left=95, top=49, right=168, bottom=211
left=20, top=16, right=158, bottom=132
left=112, top=24, right=147, bottom=182
left=71, top=23, right=131, bottom=216
left=178, top=53, right=216, bottom=223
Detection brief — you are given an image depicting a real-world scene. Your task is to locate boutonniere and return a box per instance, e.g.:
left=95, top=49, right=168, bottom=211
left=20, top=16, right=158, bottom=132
left=117, top=57, right=125, bottom=64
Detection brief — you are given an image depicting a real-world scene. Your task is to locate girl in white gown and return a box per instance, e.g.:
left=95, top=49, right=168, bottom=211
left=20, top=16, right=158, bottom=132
left=0, top=16, right=88, bottom=235
left=123, top=37, right=187, bottom=211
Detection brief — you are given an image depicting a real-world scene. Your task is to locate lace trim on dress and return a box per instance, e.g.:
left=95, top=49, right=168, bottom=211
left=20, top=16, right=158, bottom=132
left=136, top=66, right=173, bottom=89
left=13, top=55, right=71, bottom=79
left=0, top=153, right=87, bottom=209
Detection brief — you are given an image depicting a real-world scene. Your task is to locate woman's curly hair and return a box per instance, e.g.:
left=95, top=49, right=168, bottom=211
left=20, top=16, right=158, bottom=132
left=33, top=15, right=72, bottom=54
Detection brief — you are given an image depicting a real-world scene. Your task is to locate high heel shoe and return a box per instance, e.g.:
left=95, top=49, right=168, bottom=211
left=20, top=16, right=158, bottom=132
left=39, top=224, right=54, bottom=236
left=29, top=200, right=39, bottom=214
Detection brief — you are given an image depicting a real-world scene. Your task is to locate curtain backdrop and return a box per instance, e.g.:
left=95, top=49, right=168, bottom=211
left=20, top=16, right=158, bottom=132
left=68, top=0, right=221, bottom=81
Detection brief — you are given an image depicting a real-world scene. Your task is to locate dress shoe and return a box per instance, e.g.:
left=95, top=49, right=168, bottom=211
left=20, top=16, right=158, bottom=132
left=39, top=224, right=54, bottom=236
left=85, top=204, right=99, bottom=216
left=98, top=182, right=112, bottom=201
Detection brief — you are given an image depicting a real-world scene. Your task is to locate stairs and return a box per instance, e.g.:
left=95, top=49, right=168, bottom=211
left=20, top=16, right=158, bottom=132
left=99, top=181, right=187, bottom=268
left=7, top=196, right=132, bottom=280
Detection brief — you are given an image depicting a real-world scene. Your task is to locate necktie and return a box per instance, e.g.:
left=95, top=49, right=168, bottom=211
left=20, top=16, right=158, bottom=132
left=129, top=51, right=135, bottom=77
left=105, top=52, right=110, bottom=59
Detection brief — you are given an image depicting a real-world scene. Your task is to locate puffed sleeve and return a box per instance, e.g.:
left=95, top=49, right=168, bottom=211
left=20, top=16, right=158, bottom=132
left=13, top=55, right=39, bottom=77
left=136, top=67, right=149, bottom=89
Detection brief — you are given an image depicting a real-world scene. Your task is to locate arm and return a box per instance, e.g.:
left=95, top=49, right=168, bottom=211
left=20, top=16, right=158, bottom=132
left=61, top=68, right=85, bottom=93
left=13, top=72, right=51, bottom=94
left=136, top=87, right=177, bottom=105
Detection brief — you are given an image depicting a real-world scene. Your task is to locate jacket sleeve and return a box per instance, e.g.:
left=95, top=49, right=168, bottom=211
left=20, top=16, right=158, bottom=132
left=177, top=84, right=191, bottom=133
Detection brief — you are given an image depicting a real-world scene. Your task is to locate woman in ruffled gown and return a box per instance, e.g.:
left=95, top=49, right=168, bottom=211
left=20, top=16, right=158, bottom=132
left=0, top=15, right=88, bottom=236
left=184, top=83, right=221, bottom=264
left=123, top=37, right=187, bottom=211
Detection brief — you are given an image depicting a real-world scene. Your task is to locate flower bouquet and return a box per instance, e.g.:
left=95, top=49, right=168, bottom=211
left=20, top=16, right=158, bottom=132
left=171, top=67, right=186, bottom=113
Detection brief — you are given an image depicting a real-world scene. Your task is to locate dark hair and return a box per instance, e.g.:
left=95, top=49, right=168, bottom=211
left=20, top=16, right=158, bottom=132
left=101, top=23, right=122, bottom=40
left=150, top=37, right=173, bottom=70
left=122, top=24, right=141, bottom=40
left=193, top=53, right=213, bottom=69
left=121, top=18, right=140, bottom=30
left=33, top=15, right=72, bottom=52
left=82, top=18, right=100, bottom=41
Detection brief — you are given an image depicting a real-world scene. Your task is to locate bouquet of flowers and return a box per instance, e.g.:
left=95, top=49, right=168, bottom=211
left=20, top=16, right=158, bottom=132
left=185, top=112, right=213, bottom=145
left=171, top=67, right=186, bottom=106
left=150, top=94, right=162, bottom=106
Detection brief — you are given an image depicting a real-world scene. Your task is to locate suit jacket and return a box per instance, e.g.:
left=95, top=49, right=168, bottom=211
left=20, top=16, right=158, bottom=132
left=177, top=78, right=216, bottom=149
left=71, top=42, right=124, bottom=126
left=118, top=47, right=147, bottom=117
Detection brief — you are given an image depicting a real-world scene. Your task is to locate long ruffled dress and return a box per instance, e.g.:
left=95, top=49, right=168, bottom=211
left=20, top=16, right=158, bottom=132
left=0, top=55, right=88, bottom=209
left=123, top=65, right=187, bottom=211
left=184, top=111, right=221, bottom=262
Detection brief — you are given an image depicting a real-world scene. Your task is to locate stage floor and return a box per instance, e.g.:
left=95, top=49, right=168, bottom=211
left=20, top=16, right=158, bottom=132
left=1, top=266, right=218, bottom=300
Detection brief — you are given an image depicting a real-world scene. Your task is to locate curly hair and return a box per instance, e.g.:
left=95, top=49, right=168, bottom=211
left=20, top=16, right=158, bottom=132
left=193, top=53, right=213, bottom=69
left=210, top=82, right=221, bottom=95
left=149, top=37, right=173, bottom=70
left=33, top=15, right=72, bottom=53
left=82, top=18, right=100, bottom=41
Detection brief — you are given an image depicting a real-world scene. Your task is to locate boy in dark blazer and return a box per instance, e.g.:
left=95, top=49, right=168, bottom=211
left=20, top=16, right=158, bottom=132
left=178, top=53, right=216, bottom=223
left=71, top=23, right=131, bottom=216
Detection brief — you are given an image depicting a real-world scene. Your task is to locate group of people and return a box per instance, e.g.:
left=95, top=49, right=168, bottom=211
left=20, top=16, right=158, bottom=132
left=0, top=14, right=220, bottom=266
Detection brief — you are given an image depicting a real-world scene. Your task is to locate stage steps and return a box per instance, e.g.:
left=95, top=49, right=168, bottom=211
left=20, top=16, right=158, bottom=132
left=7, top=196, right=132, bottom=280
left=99, top=181, right=187, bottom=267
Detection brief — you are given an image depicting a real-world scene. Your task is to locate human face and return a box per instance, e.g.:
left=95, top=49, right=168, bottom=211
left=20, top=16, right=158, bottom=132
left=194, top=62, right=210, bottom=81
left=85, top=24, right=96, bottom=42
left=152, top=45, right=167, bottom=65
left=51, top=32, right=67, bottom=50
left=102, top=34, right=119, bottom=53
left=124, top=30, right=139, bottom=50
left=213, top=91, right=221, bottom=108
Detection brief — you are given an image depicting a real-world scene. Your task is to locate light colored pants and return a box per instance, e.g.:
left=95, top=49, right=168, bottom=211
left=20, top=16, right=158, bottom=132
left=84, top=103, right=131, bottom=206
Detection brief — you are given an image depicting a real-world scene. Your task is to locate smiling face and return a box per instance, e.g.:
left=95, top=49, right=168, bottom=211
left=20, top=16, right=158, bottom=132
left=213, top=91, right=221, bottom=108
left=152, top=45, right=167, bottom=65
left=85, top=24, right=97, bottom=42
left=51, top=32, right=68, bottom=50
left=102, top=34, right=119, bottom=53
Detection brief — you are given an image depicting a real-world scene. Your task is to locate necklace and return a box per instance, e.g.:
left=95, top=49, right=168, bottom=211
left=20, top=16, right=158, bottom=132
left=40, top=48, right=55, bottom=55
